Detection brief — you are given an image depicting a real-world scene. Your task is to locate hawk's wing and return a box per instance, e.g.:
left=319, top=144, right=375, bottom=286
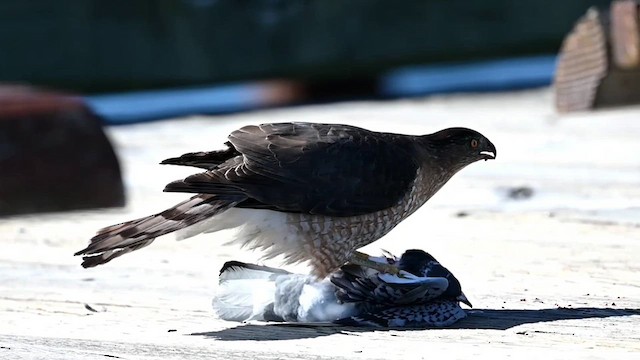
left=163, top=122, right=420, bottom=216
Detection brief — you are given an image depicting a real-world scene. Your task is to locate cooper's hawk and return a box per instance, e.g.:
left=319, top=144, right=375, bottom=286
left=75, top=122, right=496, bottom=277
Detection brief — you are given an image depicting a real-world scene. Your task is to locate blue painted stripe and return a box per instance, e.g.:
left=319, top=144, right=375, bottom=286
left=85, top=83, right=268, bottom=125
left=379, top=55, right=557, bottom=97
left=86, top=55, right=558, bottom=125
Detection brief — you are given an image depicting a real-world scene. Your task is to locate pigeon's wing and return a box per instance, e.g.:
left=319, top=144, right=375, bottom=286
left=164, top=122, right=420, bottom=217
left=371, top=275, right=449, bottom=305
left=331, top=265, right=393, bottom=303
left=334, top=300, right=467, bottom=327
left=331, top=265, right=449, bottom=306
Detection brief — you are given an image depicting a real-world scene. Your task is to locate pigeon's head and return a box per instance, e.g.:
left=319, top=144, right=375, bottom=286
left=397, top=249, right=437, bottom=276
left=422, top=127, right=496, bottom=170
left=398, top=249, right=472, bottom=307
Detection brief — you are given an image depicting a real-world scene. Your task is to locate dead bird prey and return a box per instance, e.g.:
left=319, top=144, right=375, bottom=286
left=213, top=249, right=471, bottom=327
left=75, top=122, right=496, bottom=277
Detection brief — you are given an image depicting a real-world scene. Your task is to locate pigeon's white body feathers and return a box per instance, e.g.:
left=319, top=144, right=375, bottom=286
left=213, top=278, right=275, bottom=321
left=297, top=281, right=358, bottom=322
left=213, top=261, right=358, bottom=323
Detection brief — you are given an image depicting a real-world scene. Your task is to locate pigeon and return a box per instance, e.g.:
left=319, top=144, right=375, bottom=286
left=212, top=249, right=470, bottom=327
left=75, top=122, right=495, bottom=277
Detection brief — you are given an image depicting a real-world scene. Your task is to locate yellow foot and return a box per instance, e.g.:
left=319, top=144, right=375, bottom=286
left=349, top=251, right=401, bottom=275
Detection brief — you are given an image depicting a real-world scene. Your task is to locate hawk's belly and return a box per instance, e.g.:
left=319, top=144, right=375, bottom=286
left=224, top=169, right=443, bottom=277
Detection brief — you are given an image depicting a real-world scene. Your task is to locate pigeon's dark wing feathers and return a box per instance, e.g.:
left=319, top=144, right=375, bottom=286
left=163, top=122, right=420, bottom=216
left=331, top=265, right=386, bottom=303
left=331, top=264, right=448, bottom=306
left=218, top=260, right=292, bottom=277
left=334, top=300, right=466, bottom=327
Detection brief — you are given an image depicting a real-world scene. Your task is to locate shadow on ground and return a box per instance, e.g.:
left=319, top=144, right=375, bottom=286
left=191, top=307, right=640, bottom=341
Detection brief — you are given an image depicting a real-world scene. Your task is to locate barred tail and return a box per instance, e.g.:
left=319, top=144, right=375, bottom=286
left=75, top=194, right=242, bottom=268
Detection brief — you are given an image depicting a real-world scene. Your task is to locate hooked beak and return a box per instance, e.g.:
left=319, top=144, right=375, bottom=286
left=457, top=292, right=473, bottom=308
left=480, top=150, right=496, bottom=160
left=480, top=141, right=497, bottom=161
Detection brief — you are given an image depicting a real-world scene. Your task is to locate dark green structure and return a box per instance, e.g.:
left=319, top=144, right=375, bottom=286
left=0, top=1, right=612, bottom=92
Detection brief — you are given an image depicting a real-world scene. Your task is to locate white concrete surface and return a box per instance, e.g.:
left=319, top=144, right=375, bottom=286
left=1, top=88, right=639, bottom=359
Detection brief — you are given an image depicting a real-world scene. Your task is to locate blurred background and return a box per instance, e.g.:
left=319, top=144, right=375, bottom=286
left=2, top=0, right=639, bottom=215
left=0, top=0, right=614, bottom=121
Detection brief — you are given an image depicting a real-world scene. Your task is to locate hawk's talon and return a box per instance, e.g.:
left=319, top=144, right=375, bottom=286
left=350, top=251, right=400, bottom=275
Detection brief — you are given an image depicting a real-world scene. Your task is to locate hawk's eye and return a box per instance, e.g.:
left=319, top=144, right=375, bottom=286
left=470, top=139, right=479, bottom=148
